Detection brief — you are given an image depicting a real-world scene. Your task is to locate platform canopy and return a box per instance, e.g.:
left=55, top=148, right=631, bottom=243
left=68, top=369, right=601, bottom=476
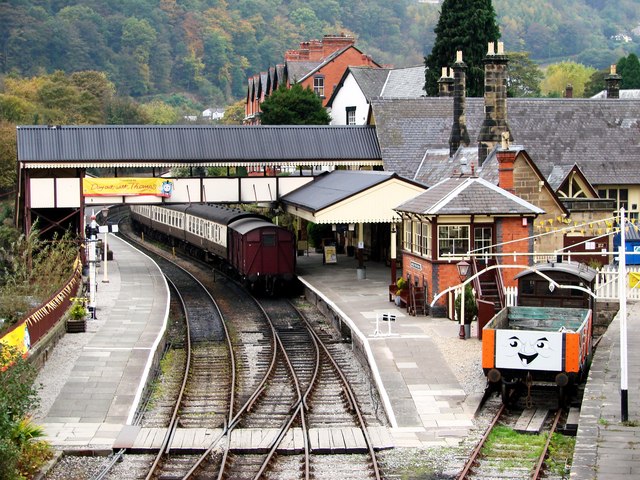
left=16, top=124, right=382, bottom=169
left=279, top=170, right=427, bottom=224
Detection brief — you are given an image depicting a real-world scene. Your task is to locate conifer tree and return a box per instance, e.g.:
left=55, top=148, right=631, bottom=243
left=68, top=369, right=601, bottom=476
left=617, top=53, right=640, bottom=89
left=424, top=0, right=501, bottom=97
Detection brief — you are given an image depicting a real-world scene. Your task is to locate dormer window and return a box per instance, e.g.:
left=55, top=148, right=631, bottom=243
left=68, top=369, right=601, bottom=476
left=313, top=75, right=325, bottom=97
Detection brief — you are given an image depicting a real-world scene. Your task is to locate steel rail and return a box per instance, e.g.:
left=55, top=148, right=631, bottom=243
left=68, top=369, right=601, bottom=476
left=145, top=277, right=192, bottom=479
left=184, top=305, right=280, bottom=479
left=457, top=403, right=506, bottom=480
left=292, top=300, right=382, bottom=480
left=532, top=408, right=563, bottom=480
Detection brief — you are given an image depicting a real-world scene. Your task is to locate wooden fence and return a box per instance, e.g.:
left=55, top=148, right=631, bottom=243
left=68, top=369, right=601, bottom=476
left=0, top=257, right=82, bottom=353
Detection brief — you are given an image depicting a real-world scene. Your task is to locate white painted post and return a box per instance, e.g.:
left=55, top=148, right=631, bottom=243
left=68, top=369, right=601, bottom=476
left=102, top=230, right=109, bottom=283
left=619, top=208, right=628, bottom=421
left=89, top=213, right=97, bottom=318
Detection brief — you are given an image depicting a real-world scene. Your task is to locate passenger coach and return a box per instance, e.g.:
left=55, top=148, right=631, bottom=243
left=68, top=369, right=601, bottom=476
left=130, top=204, right=296, bottom=293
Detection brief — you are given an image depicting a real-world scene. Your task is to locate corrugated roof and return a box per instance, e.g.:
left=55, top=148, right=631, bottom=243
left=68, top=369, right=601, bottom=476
left=396, top=176, right=544, bottom=216
left=371, top=97, right=640, bottom=188
left=17, top=125, right=382, bottom=166
left=280, top=170, right=400, bottom=212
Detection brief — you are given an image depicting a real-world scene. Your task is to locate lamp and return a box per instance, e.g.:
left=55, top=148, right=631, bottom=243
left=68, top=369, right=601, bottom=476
left=101, top=207, right=109, bottom=283
left=456, top=260, right=470, bottom=280
left=456, top=260, right=470, bottom=339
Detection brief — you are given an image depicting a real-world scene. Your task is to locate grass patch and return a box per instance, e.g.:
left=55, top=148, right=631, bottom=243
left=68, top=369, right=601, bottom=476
left=482, top=426, right=546, bottom=471
left=481, top=425, right=574, bottom=475
left=547, top=432, right=575, bottom=476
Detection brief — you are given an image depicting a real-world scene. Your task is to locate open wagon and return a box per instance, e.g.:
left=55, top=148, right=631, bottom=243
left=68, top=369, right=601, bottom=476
left=482, top=305, right=593, bottom=405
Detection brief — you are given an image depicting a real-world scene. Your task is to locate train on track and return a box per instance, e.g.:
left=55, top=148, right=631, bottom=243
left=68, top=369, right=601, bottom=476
left=481, top=261, right=597, bottom=405
left=130, top=203, right=296, bottom=294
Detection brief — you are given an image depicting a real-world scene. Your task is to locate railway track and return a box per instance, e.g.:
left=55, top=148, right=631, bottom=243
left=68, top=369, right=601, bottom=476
left=98, top=217, right=385, bottom=479
left=457, top=387, right=575, bottom=480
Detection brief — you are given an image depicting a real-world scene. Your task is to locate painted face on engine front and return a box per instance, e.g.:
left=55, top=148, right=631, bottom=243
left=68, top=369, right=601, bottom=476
left=495, top=329, right=563, bottom=371
left=505, top=335, right=553, bottom=366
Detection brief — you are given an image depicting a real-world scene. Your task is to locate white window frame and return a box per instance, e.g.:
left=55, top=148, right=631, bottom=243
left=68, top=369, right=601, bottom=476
left=438, top=225, right=470, bottom=259
left=313, top=75, right=325, bottom=97
left=346, top=106, right=356, bottom=125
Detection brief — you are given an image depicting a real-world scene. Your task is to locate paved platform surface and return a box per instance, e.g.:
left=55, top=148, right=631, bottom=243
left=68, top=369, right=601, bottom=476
left=296, top=253, right=483, bottom=447
left=39, top=235, right=169, bottom=448
left=36, top=239, right=640, bottom=476
left=570, top=302, right=640, bottom=479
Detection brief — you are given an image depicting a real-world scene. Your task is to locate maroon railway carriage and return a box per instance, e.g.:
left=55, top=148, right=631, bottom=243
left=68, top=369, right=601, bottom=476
left=130, top=203, right=296, bottom=293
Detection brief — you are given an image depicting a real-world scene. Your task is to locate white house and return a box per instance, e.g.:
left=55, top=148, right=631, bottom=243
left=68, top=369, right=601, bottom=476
left=327, top=65, right=425, bottom=126
left=202, top=108, right=225, bottom=121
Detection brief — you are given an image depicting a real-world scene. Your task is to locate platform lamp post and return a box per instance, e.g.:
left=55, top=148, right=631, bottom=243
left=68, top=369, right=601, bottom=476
left=101, top=206, right=109, bottom=283
left=456, top=260, right=471, bottom=340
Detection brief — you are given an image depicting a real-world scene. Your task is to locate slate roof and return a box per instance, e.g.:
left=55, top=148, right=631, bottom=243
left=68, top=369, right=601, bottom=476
left=371, top=97, right=640, bottom=189
left=350, top=67, right=391, bottom=100
left=591, top=89, right=640, bottom=99
left=396, top=176, right=544, bottom=216
left=17, top=125, right=382, bottom=165
left=285, top=61, right=322, bottom=83
left=279, top=170, right=414, bottom=212
left=380, top=66, right=426, bottom=98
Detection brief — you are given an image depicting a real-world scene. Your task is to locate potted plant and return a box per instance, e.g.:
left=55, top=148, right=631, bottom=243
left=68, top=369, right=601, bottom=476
left=395, top=277, right=407, bottom=306
left=455, top=284, right=478, bottom=338
left=67, top=301, right=87, bottom=333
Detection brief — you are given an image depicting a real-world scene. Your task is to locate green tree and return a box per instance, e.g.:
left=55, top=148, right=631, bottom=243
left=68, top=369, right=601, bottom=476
left=0, top=344, right=42, bottom=480
left=541, top=61, right=596, bottom=97
left=0, top=121, right=18, bottom=191
left=219, top=99, right=246, bottom=125
left=424, top=0, right=501, bottom=97
left=105, top=97, right=149, bottom=125
left=583, top=68, right=609, bottom=98
left=140, top=100, right=180, bottom=125
left=618, top=53, right=640, bottom=89
left=259, top=84, right=330, bottom=125
left=506, top=51, right=543, bottom=97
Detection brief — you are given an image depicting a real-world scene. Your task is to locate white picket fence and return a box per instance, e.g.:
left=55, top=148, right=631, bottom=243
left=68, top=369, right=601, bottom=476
left=594, top=264, right=640, bottom=300
left=500, top=265, right=640, bottom=304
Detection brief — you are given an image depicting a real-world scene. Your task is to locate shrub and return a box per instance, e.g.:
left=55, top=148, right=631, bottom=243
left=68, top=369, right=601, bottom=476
left=69, top=301, right=87, bottom=320
left=455, top=284, right=478, bottom=324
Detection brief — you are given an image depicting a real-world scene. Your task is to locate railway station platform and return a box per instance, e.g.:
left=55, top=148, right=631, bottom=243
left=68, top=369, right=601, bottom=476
left=570, top=303, right=640, bottom=479
left=296, top=253, right=484, bottom=447
left=35, top=235, right=170, bottom=449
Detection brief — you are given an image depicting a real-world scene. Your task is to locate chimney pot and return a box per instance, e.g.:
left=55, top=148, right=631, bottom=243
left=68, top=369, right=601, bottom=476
left=611, top=64, right=617, bottom=75
left=487, top=42, right=495, bottom=55
left=497, top=41, right=504, bottom=55
left=441, top=67, right=447, bottom=77
left=456, top=50, right=463, bottom=63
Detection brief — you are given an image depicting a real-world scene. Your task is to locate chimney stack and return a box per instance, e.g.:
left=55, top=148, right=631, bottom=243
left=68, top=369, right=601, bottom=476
left=438, top=67, right=454, bottom=97
left=497, top=144, right=516, bottom=195
left=565, top=84, right=573, bottom=98
left=449, top=51, right=470, bottom=157
left=605, top=64, right=622, bottom=99
left=478, top=42, right=511, bottom=166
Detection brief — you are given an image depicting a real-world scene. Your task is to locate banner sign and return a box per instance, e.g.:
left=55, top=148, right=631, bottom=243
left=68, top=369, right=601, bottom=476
left=1, top=323, right=30, bottom=355
left=84, top=178, right=173, bottom=197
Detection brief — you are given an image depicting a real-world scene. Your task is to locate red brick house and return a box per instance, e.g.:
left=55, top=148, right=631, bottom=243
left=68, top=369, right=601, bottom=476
left=245, top=34, right=381, bottom=124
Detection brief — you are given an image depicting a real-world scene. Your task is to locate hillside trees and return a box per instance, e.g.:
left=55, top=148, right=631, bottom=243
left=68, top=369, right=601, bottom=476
left=424, top=0, right=501, bottom=97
